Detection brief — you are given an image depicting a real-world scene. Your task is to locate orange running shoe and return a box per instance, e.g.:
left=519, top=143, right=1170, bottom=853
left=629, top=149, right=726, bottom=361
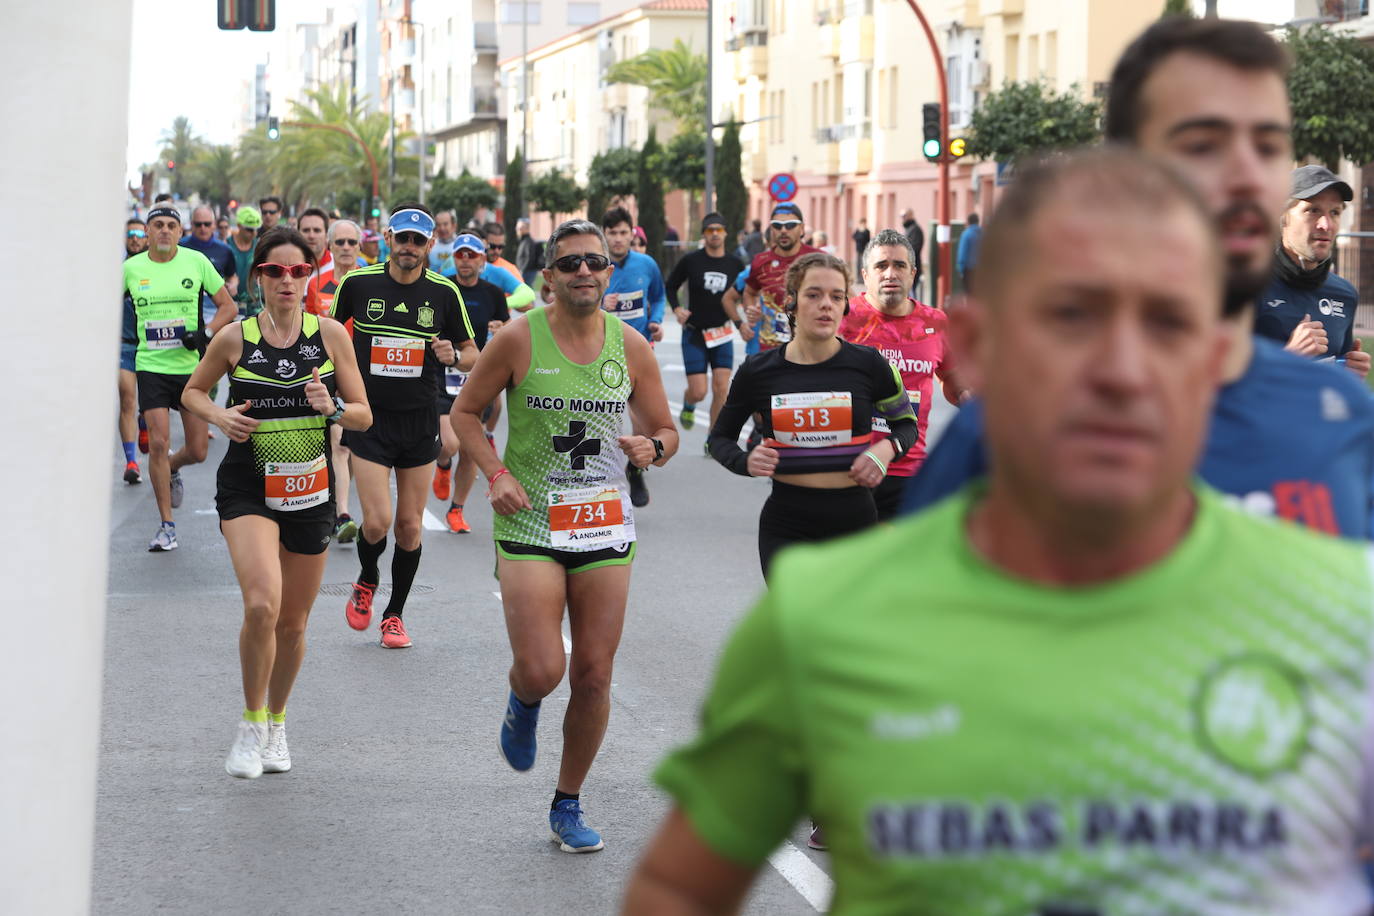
left=433, top=463, right=452, bottom=501
left=446, top=505, right=471, bottom=533
left=379, top=615, right=412, bottom=648
left=137, top=416, right=149, bottom=455
left=345, top=581, right=376, bottom=631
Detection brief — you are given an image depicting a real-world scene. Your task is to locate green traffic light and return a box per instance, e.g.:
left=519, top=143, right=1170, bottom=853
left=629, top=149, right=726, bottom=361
left=923, top=139, right=941, bottom=158
left=370, top=208, right=381, bottom=218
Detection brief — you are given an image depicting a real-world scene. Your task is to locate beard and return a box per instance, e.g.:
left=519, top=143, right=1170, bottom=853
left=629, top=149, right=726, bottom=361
left=1223, top=256, right=1271, bottom=318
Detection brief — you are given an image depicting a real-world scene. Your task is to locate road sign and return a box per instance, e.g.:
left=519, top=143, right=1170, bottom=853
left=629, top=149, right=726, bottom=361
left=767, top=173, right=798, bottom=203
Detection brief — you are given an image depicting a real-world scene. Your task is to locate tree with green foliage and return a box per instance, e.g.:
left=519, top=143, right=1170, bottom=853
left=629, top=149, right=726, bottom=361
left=526, top=169, right=586, bottom=223
left=586, top=147, right=640, bottom=223
left=1160, top=0, right=1193, bottom=18
left=1287, top=26, right=1374, bottom=170
left=428, top=169, right=499, bottom=222
left=966, top=81, right=1102, bottom=165
left=503, top=149, right=525, bottom=243
left=186, top=144, right=237, bottom=214
left=604, top=40, right=707, bottom=131
left=714, top=121, right=747, bottom=239
left=654, top=128, right=707, bottom=236
left=636, top=128, right=667, bottom=265
left=159, top=116, right=207, bottom=199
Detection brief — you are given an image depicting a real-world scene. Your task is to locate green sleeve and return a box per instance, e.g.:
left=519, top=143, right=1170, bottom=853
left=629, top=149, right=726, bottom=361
left=653, top=591, right=807, bottom=866
left=506, top=282, right=536, bottom=311
left=200, top=253, right=225, bottom=296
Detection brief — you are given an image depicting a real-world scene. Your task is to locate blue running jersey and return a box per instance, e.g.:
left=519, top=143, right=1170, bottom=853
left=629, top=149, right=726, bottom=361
left=901, top=337, right=1374, bottom=538
left=604, top=250, right=666, bottom=341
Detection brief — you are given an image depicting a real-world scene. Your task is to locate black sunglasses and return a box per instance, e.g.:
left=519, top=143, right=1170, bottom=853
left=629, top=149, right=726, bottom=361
left=193, top=221, right=214, bottom=228
left=488, top=243, right=504, bottom=251
left=393, top=231, right=428, bottom=246
left=553, top=253, right=611, bottom=273
left=332, top=238, right=360, bottom=246
left=261, top=208, right=280, bottom=216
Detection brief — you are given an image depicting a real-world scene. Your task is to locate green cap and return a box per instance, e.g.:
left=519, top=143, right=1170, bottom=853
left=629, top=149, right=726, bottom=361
left=235, top=206, right=262, bottom=229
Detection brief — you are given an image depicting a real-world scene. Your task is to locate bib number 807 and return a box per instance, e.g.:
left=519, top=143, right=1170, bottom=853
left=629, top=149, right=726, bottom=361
left=281, top=473, right=318, bottom=494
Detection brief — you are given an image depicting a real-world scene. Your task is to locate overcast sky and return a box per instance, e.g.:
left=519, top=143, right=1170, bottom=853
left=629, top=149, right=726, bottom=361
left=125, top=0, right=1302, bottom=182
left=125, top=0, right=330, bottom=180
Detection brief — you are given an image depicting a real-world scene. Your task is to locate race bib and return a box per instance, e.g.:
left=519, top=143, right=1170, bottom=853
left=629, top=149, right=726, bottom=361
left=703, top=324, right=738, bottom=349
left=604, top=292, right=644, bottom=323
left=769, top=391, right=854, bottom=447
left=873, top=390, right=920, bottom=435
left=766, top=308, right=792, bottom=344
left=369, top=336, right=425, bottom=377
left=143, top=318, right=187, bottom=349
left=264, top=454, right=329, bottom=511
left=548, top=485, right=626, bottom=548
left=444, top=366, right=468, bottom=396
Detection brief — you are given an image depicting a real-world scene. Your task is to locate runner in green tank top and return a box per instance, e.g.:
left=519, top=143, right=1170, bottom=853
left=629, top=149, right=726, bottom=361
left=453, top=219, right=678, bottom=854
left=183, top=227, right=372, bottom=781
left=628, top=150, right=1374, bottom=914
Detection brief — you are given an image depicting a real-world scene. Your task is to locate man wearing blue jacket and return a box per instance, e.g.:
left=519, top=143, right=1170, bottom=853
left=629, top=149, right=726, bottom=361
left=601, top=206, right=667, bottom=507
left=1255, top=165, right=1371, bottom=379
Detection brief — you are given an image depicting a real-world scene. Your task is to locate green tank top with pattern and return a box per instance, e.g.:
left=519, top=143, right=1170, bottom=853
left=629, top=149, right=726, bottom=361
left=223, top=312, right=337, bottom=512
left=494, top=308, right=635, bottom=550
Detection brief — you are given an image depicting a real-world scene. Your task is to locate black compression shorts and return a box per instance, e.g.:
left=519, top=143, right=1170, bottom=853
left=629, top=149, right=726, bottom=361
left=137, top=371, right=191, bottom=412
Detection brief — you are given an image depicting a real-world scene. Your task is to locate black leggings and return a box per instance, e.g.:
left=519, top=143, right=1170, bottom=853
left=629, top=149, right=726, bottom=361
left=758, top=481, right=878, bottom=579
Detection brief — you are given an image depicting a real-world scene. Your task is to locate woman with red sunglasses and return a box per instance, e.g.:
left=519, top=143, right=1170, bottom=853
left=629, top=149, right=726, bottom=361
left=183, top=226, right=373, bottom=779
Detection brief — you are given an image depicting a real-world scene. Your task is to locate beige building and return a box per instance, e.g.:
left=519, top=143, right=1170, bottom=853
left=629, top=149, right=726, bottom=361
left=714, top=0, right=1159, bottom=279
left=500, top=0, right=708, bottom=234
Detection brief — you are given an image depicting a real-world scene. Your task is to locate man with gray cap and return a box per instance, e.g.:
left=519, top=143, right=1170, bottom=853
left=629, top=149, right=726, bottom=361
left=1256, top=165, right=1370, bottom=378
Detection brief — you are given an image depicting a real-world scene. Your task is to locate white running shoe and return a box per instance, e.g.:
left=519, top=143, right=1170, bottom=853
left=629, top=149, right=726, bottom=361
left=261, top=722, right=291, bottom=773
left=169, top=469, right=184, bottom=509
left=224, top=720, right=266, bottom=779
left=148, top=525, right=178, bottom=552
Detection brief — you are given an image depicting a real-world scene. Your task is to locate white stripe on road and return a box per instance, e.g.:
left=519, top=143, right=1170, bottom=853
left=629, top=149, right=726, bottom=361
left=768, top=841, right=834, bottom=912
left=422, top=508, right=447, bottom=531
left=660, top=363, right=685, bottom=373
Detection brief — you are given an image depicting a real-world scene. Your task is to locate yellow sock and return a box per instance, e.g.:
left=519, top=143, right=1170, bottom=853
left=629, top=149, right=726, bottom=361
left=243, top=708, right=268, bottom=724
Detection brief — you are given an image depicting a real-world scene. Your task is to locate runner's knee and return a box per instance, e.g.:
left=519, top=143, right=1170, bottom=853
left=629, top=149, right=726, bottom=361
left=512, top=653, right=566, bottom=699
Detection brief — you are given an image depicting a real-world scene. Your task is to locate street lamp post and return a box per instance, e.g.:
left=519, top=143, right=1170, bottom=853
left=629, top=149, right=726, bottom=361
left=704, top=0, right=715, bottom=213
left=903, top=0, right=953, bottom=308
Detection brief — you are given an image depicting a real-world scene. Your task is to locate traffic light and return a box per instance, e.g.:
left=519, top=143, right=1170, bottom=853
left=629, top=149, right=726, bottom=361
left=922, top=103, right=942, bottom=161
left=166, top=159, right=175, bottom=171
left=218, top=0, right=275, bottom=31
left=266, top=116, right=280, bottom=141
left=949, top=137, right=967, bottom=160
left=370, top=206, right=382, bottom=218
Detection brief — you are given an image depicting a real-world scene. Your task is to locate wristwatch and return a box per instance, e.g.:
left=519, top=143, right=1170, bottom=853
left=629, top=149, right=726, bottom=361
left=327, top=396, right=346, bottom=422
left=650, top=437, right=665, bottom=463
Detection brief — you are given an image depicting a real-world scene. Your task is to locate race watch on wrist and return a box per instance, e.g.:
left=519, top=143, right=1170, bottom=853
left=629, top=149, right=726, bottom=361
left=650, top=437, right=665, bottom=463
left=327, top=397, right=346, bottom=422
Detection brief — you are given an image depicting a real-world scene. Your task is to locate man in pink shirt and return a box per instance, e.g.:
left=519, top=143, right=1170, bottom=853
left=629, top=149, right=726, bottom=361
left=840, top=228, right=971, bottom=519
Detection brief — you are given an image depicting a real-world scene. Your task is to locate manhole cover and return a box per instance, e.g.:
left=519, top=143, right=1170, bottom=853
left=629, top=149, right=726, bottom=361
left=319, top=582, right=436, bottom=597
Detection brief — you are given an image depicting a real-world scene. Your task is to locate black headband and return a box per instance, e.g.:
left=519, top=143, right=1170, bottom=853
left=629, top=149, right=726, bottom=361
left=147, top=206, right=181, bottom=224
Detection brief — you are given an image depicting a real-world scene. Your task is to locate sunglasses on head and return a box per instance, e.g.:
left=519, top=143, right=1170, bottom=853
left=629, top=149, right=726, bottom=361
left=332, top=238, right=359, bottom=246
left=771, top=219, right=801, bottom=230
left=258, top=262, right=313, bottom=279
left=393, top=231, right=428, bottom=246
left=553, top=253, right=611, bottom=273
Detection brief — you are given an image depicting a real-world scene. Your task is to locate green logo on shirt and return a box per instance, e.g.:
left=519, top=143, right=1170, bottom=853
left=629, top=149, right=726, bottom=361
left=419, top=305, right=434, bottom=327
left=367, top=298, right=385, bottom=320
left=600, top=359, right=625, bottom=390
left=181, top=278, right=194, bottom=289
left=1195, top=655, right=1311, bottom=776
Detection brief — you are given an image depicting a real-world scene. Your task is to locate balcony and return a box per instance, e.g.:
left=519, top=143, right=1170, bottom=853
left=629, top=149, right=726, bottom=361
left=838, top=10, right=874, bottom=64
left=979, top=0, right=1022, bottom=14
left=474, top=21, right=498, bottom=53
left=816, top=8, right=840, bottom=58
left=473, top=87, right=499, bottom=117
left=732, top=39, right=768, bottom=81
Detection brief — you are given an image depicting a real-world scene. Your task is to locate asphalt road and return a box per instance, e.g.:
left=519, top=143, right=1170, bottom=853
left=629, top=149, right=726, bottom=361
left=94, top=319, right=958, bottom=914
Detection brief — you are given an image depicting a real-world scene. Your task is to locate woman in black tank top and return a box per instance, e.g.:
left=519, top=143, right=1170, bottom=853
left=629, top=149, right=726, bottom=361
left=183, top=228, right=372, bottom=780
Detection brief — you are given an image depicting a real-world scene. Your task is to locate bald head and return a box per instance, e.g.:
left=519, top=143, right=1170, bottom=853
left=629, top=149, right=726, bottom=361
left=191, top=205, right=216, bottom=242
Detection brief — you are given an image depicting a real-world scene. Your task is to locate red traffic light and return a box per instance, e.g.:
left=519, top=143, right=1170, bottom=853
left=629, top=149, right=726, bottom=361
left=166, top=160, right=175, bottom=170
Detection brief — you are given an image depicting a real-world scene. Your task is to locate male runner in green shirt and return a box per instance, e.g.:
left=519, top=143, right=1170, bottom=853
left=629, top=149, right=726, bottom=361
left=626, top=149, right=1374, bottom=914
left=123, top=204, right=237, bottom=551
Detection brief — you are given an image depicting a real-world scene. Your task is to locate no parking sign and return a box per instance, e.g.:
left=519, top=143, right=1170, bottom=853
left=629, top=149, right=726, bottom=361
left=767, top=173, right=798, bottom=203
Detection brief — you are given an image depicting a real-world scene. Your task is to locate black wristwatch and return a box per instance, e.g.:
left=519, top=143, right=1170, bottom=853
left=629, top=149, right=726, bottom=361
left=650, top=437, right=665, bottom=463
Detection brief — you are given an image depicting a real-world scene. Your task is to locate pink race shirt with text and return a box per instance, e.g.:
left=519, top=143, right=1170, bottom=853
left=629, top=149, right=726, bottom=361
left=839, top=296, right=953, bottom=476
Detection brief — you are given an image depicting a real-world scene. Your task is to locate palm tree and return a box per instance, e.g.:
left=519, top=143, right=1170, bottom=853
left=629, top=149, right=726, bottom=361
left=604, top=39, right=707, bottom=131
left=187, top=145, right=236, bottom=214
left=159, top=116, right=206, bottom=198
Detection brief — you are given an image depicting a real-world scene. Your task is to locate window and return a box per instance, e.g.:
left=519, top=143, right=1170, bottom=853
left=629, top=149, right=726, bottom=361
left=1004, top=34, right=1019, bottom=81
left=1027, top=34, right=1039, bottom=80
left=568, top=2, right=600, bottom=25
left=501, top=1, right=541, bottom=24
left=1045, top=30, right=1058, bottom=87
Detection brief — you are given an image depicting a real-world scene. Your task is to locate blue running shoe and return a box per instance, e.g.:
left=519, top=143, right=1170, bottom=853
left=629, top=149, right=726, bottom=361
left=549, top=799, right=604, bottom=853
left=499, top=691, right=539, bottom=771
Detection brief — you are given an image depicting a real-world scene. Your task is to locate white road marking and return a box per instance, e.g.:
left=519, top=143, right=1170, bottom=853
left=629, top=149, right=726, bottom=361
left=422, top=508, right=447, bottom=531
left=768, top=841, right=834, bottom=912
left=491, top=590, right=502, bottom=601
left=661, top=363, right=685, bottom=373
left=193, top=509, right=217, bottom=515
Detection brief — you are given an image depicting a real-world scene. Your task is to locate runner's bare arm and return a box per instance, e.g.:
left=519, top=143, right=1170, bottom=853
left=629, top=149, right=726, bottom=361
left=452, top=318, right=532, bottom=513
left=623, top=808, right=758, bottom=915
left=624, top=330, right=678, bottom=467
left=182, top=324, right=258, bottom=442
left=319, top=317, right=373, bottom=431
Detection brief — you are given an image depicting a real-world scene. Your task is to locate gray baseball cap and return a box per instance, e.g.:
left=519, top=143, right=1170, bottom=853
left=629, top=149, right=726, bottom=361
left=1291, top=165, right=1353, bottom=202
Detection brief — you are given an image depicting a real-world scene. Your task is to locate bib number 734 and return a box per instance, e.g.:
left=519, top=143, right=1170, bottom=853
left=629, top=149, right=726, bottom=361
left=548, top=485, right=626, bottom=548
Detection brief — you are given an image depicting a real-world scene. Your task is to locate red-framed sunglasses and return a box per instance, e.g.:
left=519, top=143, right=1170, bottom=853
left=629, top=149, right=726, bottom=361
left=259, top=262, right=313, bottom=279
